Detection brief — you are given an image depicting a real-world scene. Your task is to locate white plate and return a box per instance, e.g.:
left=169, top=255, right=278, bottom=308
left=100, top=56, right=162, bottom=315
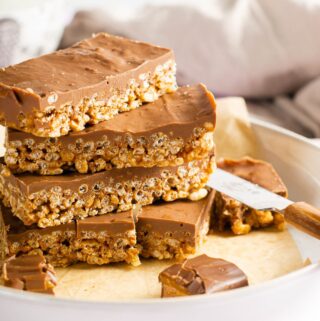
left=1, top=119, right=320, bottom=321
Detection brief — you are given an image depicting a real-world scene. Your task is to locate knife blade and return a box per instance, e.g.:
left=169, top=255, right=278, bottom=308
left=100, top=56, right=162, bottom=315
left=209, top=168, right=320, bottom=239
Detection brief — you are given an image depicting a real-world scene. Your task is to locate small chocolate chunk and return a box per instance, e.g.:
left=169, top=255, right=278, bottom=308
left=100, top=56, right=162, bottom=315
left=159, top=254, right=248, bottom=297
left=3, top=255, right=57, bottom=294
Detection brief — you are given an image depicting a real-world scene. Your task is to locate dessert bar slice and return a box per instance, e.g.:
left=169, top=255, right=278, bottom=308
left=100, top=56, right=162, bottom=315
left=213, top=157, right=288, bottom=235
left=5, top=84, right=216, bottom=175
left=0, top=33, right=176, bottom=137
left=0, top=155, right=215, bottom=227
left=0, top=204, right=140, bottom=267
left=137, top=190, right=215, bottom=260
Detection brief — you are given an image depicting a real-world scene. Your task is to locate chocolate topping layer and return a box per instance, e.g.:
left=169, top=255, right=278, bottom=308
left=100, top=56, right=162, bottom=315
left=7, top=84, right=216, bottom=143
left=3, top=255, right=57, bottom=294
left=0, top=33, right=174, bottom=120
left=217, top=157, right=288, bottom=197
left=76, top=210, right=135, bottom=237
left=159, top=254, right=248, bottom=296
left=1, top=203, right=135, bottom=242
left=137, top=190, right=215, bottom=239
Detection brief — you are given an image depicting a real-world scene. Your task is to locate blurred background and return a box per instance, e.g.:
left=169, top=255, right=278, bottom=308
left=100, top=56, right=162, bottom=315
left=1, top=0, right=319, bottom=139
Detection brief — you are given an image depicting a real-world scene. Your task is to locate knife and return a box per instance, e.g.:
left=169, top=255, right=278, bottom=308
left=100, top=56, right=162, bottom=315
left=209, top=168, right=320, bottom=239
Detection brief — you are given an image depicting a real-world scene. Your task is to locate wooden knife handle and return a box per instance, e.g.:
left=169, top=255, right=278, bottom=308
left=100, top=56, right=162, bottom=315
left=284, top=202, right=320, bottom=239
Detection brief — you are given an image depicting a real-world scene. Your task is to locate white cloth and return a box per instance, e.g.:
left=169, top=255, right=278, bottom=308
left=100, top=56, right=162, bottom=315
left=61, top=0, right=320, bottom=137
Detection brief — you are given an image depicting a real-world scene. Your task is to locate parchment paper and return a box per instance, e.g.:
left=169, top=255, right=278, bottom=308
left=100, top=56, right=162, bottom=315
left=54, top=97, right=303, bottom=301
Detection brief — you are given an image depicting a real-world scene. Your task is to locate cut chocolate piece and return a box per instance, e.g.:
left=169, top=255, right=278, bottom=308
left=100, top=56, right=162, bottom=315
left=0, top=203, right=140, bottom=267
left=137, top=190, right=215, bottom=260
left=159, top=254, right=248, bottom=297
left=5, top=84, right=216, bottom=175
left=3, top=255, right=57, bottom=294
left=0, top=155, right=215, bottom=228
left=213, top=157, right=288, bottom=235
left=0, top=33, right=176, bottom=137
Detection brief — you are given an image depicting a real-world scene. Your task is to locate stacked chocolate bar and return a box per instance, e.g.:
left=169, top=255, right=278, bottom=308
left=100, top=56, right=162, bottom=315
left=0, top=33, right=216, bottom=267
